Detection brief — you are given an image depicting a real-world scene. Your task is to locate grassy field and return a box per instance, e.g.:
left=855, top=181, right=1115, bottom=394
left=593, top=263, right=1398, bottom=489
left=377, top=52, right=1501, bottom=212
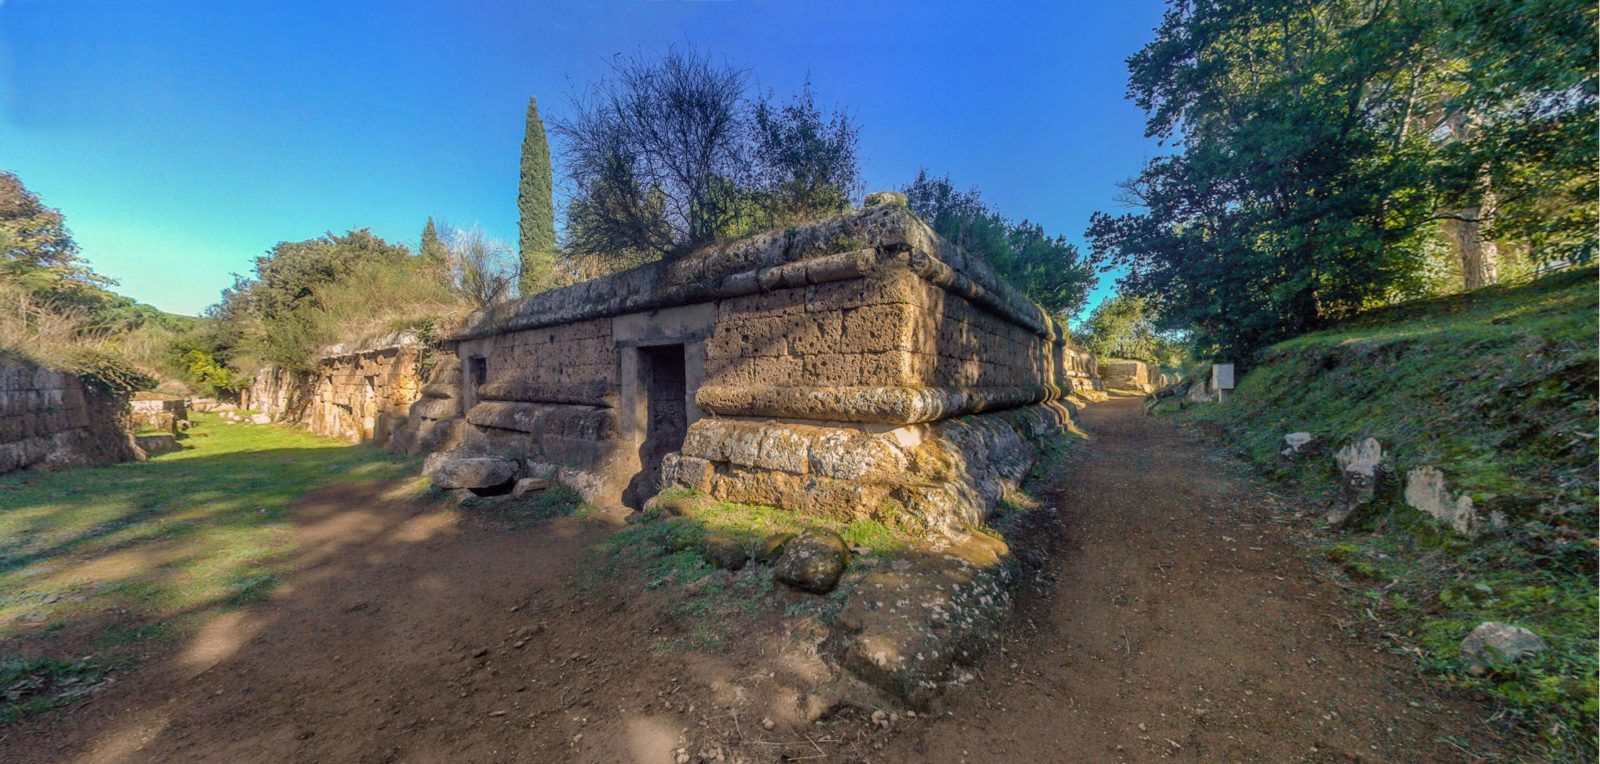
left=1171, top=268, right=1598, bottom=760
left=0, top=413, right=421, bottom=723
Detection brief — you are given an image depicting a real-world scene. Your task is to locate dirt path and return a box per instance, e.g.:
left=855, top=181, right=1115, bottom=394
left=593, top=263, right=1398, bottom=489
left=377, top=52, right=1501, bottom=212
left=872, top=396, right=1487, bottom=763
left=0, top=482, right=721, bottom=763
left=1, top=398, right=1492, bottom=763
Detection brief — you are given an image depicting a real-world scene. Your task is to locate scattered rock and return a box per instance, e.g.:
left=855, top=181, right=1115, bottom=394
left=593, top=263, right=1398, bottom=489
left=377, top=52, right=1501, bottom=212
left=760, top=717, right=775, bottom=731
left=1330, top=437, right=1385, bottom=525
left=1404, top=466, right=1479, bottom=536
left=248, top=413, right=272, bottom=425
left=1278, top=432, right=1320, bottom=462
left=772, top=530, right=849, bottom=594
left=1460, top=621, right=1547, bottom=674
left=758, top=532, right=796, bottom=563
left=430, top=457, right=518, bottom=493
left=701, top=534, right=749, bottom=571
left=511, top=477, right=551, bottom=499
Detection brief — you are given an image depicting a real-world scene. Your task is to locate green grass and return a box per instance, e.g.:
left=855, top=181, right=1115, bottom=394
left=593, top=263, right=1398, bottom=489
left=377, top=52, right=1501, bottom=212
left=1171, top=267, right=1598, bottom=761
left=0, top=412, right=420, bottom=724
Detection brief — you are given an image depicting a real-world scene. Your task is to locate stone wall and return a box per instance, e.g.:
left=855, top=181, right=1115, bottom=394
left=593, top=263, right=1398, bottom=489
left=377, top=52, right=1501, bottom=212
left=0, top=356, right=140, bottom=474
left=1100, top=359, right=1151, bottom=392
left=248, top=332, right=430, bottom=446
left=433, top=201, right=1101, bottom=531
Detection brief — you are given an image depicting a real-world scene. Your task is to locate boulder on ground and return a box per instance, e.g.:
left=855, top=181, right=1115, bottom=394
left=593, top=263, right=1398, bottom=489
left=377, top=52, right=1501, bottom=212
left=1460, top=621, right=1547, bottom=674
left=248, top=413, right=271, bottom=425
left=1329, top=437, right=1385, bottom=525
left=430, top=457, right=518, bottom=492
left=701, top=534, right=749, bottom=571
left=773, top=530, right=849, bottom=594
left=511, top=477, right=550, bottom=499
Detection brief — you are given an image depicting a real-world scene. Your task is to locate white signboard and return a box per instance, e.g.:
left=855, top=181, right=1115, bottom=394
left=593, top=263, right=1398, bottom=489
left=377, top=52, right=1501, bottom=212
left=1212, top=363, right=1235, bottom=391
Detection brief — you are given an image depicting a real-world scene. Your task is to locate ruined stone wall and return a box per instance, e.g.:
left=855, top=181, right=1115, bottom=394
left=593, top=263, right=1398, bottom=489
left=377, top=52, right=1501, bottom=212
left=0, top=356, right=139, bottom=474
left=248, top=333, right=428, bottom=446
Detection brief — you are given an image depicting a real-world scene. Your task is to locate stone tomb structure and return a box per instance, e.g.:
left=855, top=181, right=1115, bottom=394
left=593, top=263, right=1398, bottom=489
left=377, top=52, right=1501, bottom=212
left=428, top=200, right=1099, bottom=533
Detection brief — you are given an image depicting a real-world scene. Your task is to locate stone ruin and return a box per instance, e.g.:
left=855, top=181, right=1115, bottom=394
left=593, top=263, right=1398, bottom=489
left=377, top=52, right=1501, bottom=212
left=0, top=355, right=142, bottom=474
left=247, top=332, right=428, bottom=445
left=410, top=198, right=1103, bottom=533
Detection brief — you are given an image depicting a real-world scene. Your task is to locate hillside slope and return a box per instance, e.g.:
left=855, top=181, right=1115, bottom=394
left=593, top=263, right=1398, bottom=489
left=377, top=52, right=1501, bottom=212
left=1177, top=267, right=1598, bottom=759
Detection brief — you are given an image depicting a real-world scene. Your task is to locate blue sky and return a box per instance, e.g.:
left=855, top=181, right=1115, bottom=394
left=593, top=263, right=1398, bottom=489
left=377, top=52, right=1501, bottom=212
left=1, top=0, right=1167, bottom=317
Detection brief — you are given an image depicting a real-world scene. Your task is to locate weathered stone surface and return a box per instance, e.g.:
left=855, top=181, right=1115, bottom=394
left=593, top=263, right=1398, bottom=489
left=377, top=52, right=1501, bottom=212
left=0, top=357, right=139, bottom=475
left=836, top=532, right=1014, bottom=708
left=1330, top=437, right=1385, bottom=525
left=1460, top=621, right=1547, bottom=673
left=773, top=530, right=850, bottom=593
left=430, top=457, right=518, bottom=490
left=758, top=532, right=795, bottom=563
left=247, top=335, right=431, bottom=445
left=134, top=433, right=180, bottom=456
left=511, top=477, right=550, bottom=499
left=702, top=534, right=749, bottom=571
left=248, top=413, right=271, bottom=425
left=1100, top=359, right=1152, bottom=392
left=1404, top=466, right=1480, bottom=536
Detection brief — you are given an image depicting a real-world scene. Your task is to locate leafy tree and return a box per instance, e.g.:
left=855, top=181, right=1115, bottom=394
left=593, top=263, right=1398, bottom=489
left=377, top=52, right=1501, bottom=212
left=214, top=229, right=414, bottom=370
left=1074, top=294, right=1190, bottom=367
left=904, top=171, right=1096, bottom=318
left=749, top=81, right=861, bottom=225
left=517, top=97, right=560, bottom=294
left=420, top=217, right=446, bottom=264
left=1088, top=0, right=1594, bottom=362
left=558, top=47, right=749, bottom=260
left=556, top=47, right=862, bottom=270
left=0, top=171, right=112, bottom=304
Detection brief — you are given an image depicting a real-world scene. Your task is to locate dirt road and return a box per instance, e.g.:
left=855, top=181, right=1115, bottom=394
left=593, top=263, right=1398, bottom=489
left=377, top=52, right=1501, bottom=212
left=872, top=396, right=1488, bottom=762
left=1, top=397, right=1489, bottom=762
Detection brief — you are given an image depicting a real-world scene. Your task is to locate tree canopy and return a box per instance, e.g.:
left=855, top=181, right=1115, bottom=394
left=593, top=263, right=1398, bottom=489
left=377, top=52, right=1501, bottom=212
left=1087, top=0, right=1596, bottom=361
left=904, top=171, right=1097, bottom=320
left=556, top=46, right=862, bottom=267
left=518, top=97, right=560, bottom=294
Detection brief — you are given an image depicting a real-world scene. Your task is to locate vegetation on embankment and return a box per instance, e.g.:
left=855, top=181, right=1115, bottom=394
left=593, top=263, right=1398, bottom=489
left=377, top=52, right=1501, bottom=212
left=1173, top=267, right=1598, bottom=760
left=0, top=413, right=422, bottom=724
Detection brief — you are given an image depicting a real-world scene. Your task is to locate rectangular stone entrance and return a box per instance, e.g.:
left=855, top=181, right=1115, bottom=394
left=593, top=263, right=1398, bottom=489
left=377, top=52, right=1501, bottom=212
left=625, top=343, right=688, bottom=506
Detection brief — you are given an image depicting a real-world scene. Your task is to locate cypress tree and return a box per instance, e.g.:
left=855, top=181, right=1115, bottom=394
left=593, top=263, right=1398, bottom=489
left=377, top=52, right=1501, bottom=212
left=420, top=217, right=445, bottom=263
left=517, top=96, right=557, bottom=294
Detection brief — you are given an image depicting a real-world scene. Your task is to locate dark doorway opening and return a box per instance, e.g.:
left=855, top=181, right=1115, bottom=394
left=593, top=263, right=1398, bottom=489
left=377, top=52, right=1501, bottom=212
left=625, top=344, right=688, bottom=508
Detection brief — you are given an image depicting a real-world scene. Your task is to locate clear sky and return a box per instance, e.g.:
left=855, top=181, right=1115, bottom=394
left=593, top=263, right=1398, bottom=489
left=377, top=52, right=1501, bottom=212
left=1, top=0, right=1167, bottom=317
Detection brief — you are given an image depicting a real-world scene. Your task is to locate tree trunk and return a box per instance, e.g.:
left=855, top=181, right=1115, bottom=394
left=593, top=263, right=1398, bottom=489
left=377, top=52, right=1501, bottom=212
left=1441, top=199, right=1500, bottom=290
left=1439, top=112, right=1500, bottom=291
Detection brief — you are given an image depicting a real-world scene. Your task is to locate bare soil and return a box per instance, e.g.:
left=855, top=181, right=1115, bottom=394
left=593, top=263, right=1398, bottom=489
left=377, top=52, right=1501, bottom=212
left=0, top=397, right=1494, bottom=762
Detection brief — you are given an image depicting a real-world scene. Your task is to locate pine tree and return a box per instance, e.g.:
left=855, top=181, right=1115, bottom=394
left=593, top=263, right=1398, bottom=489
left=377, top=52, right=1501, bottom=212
left=420, top=217, right=445, bottom=263
left=518, top=96, right=558, bottom=294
